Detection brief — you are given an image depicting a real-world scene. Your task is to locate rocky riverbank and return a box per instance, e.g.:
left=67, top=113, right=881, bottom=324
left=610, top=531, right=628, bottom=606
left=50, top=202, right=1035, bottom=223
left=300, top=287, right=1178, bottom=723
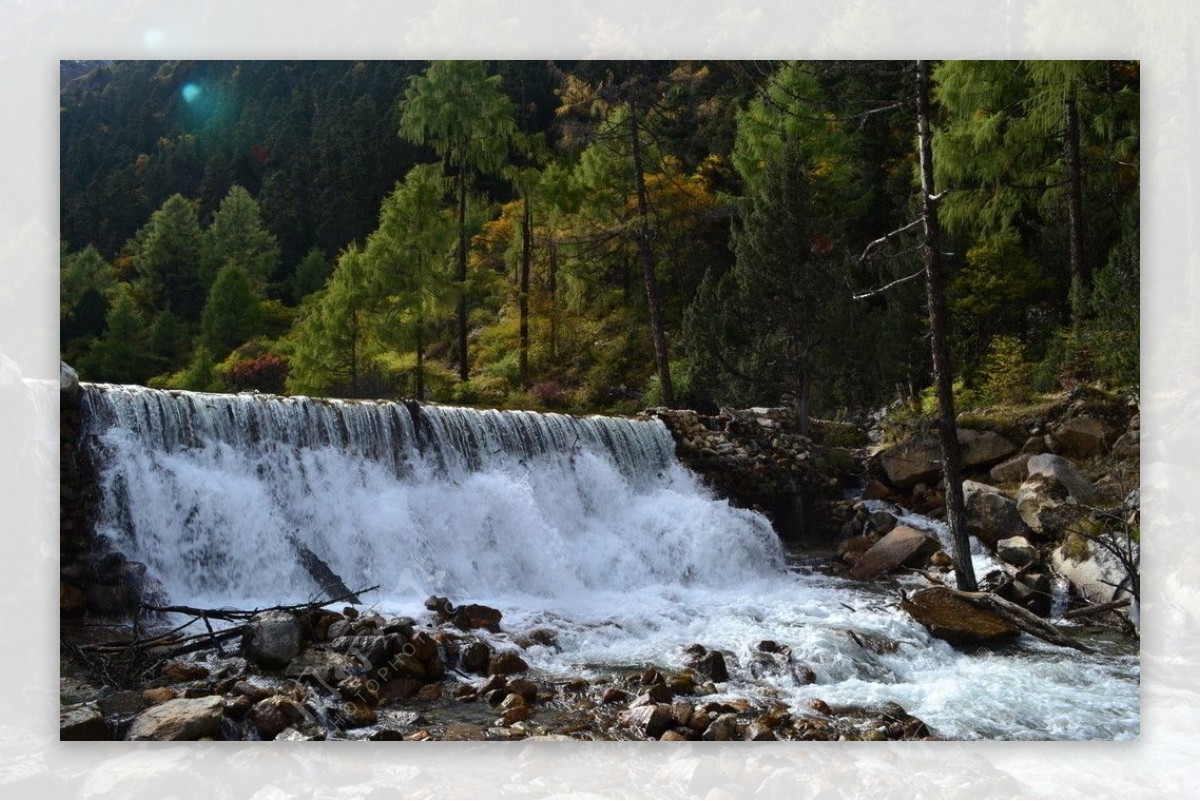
left=61, top=595, right=937, bottom=742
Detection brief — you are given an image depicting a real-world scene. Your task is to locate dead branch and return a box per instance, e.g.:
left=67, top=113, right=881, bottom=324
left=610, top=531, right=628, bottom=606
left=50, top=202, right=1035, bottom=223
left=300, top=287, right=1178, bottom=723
left=1063, top=598, right=1131, bottom=620
left=853, top=268, right=925, bottom=301
left=859, top=218, right=922, bottom=263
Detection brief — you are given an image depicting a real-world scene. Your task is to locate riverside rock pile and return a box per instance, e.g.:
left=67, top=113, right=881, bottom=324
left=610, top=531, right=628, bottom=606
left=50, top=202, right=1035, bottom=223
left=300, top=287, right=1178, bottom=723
left=640, top=407, right=855, bottom=503
left=61, top=596, right=937, bottom=742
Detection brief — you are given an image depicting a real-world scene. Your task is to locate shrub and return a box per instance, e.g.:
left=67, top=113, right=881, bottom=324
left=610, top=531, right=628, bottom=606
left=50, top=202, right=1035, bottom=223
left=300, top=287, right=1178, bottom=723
left=980, top=335, right=1034, bottom=405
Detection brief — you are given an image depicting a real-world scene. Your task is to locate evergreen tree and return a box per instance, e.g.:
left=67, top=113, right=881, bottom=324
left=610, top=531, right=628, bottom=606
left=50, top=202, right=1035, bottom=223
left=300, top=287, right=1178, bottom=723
left=291, top=246, right=332, bottom=299
left=399, top=60, right=518, bottom=382
left=203, top=184, right=281, bottom=292
left=134, top=193, right=207, bottom=322
left=201, top=263, right=264, bottom=359
left=90, top=284, right=152, bottom=384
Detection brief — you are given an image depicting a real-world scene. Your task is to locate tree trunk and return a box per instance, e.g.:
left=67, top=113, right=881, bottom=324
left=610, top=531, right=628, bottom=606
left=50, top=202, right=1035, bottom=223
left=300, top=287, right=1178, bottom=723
left=455, top=167, right=469, bottom=382
left=519, top=192, right=532, bottom=387
left=628, top=104, right=675, bottom=408
left=916, top=59, right=977, bottom=592
left=548, top=237, right=558, bottom=361
left=1065, top=88, right=1088, bottom=324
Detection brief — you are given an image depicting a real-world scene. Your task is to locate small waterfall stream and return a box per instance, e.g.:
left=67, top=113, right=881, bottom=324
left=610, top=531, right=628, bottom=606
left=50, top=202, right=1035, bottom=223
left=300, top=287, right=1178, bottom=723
left=75, top=383, right=1139, bottom=740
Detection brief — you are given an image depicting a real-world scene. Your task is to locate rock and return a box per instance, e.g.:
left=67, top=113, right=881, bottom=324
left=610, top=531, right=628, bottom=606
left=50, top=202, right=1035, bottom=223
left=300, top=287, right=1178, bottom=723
left=1051, top=539, right=1136, bottom=606
left=1053, top=415, right=1115, bottom=458
left=459, top=641, right=492, bottom=675
left=99, top=690, right=149, bottom=718
left=335, top=701, right=377, bottom=729
left=161, top=659, right=209, bottom=683
left=635, top=684, right=674, bottom=704
left=996, top=536, right=1038, bottom=567
left=962, top=480, right=1029, bottom=550
left=900, top=588, right=1020, bottom=646
left=743, top=720, right=777, bottom=741
left=60, top=583, right=87, bottom=614
left=242, top=610, right=303, bottom=669
left=60, top=361, right=80, bottom=400
left=808, top=699, right=833, bottom=716
left=702, top=712, right=739, bottom=741
left=275, top=726, right=326, bottom=741
left=1111, top=430, right=1139, bottom=459
left=61, top=702, right=107, bottom=740
left=128, top=696, right=226, bottom=741
left=488, top=652, right=529, bottom=676
left=230, top=681, right=274, bottom=703
left=506, top=678, right=538, bottom=704
left=453, top=604, right=503, bottom=632
left=247, top=695, right=309, bottom=739
left=867, top=509, right=897, bottom=535
left=878, top=430, right=1016, bottom=488
left=1017, top=454, right=1099, bottom=535
left=1021, top=436, right=1045, bottom=454
left=142, top=687, right=177, bottom=706
left=671, top=700, right=693, bottom=728
left=929, top=550, right=954, bottom=568
left=849, top=525, right=940, bottom=579
left=406, top=631, right=438, bottom=661
left=328, top=634, right=391, bottom=670
left=690, top=650, right=729, bottom=683
left=498, top=705, right=531, bottom=726
left=601, top=687, right=629, bottom=704
left=659, top=728, right=692, bottom=741
left=620, top=704, right=674, bottom=739
left=284, top=649, right=356, bottom=685
left=989, top=453, right=1034, bottom=485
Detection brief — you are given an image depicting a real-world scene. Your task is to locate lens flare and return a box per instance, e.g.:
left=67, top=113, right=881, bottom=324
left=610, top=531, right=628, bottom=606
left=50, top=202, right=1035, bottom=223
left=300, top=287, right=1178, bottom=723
left=181, top=83, right=201, bottom=104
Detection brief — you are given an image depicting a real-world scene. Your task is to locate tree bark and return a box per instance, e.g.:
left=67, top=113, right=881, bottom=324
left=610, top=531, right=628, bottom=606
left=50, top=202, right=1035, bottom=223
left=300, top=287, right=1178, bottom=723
left=519, top=192, right=532, bottom=386
left=1065, top=88, right=1089, bottom=323
left=628, top=104, right=675, bottom=408
left=917, top=59, right=977, bottom=592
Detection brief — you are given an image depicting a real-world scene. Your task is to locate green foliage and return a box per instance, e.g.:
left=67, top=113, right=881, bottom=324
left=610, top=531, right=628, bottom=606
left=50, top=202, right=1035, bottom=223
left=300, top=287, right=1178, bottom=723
left=978, top=335, right=1035, bottom=405
left=133, top=194, right=207, bottom=322
left=203, top=185, right=281, bottom=291
left=88, top=283, right=152, bottom=384
left=147, top=310, right=191, bottom=371
left=291, top=247, right=332, bottom=299
left=201, top=263, right=264, bottom=358
left=178, top=345, right=223, bottom=392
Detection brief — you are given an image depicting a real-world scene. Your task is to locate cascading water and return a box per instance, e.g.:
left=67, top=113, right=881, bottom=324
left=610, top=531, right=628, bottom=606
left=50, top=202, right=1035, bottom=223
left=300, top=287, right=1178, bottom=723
left=77, top=383, right=1139, bottom=740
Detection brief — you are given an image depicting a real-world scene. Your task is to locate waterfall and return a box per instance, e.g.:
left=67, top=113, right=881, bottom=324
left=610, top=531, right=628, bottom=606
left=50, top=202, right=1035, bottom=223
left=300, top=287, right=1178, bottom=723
left=79, top=384, right=784, bottom=607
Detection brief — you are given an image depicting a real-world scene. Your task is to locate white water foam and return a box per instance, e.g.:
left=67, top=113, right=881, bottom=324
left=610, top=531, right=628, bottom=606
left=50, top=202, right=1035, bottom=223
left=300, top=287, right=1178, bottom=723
left=76, top=383, right=1139, bottom=740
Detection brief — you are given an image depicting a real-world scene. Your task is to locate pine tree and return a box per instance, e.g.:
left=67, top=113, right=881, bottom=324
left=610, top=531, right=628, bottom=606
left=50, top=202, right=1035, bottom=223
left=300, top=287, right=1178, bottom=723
left=90, top=283, right=152, bottom=384
left=201, top=263, right=264, bottom=359
left=291, top=247, right=332, bottom=300
left=203, top=184, right=281, bottom=292
left=134, top=193, right=207, bottom=322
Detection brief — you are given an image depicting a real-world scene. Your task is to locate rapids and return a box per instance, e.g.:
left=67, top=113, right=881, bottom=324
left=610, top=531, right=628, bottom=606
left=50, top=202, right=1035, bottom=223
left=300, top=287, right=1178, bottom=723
left=77, top=383, right=1139, bottom=740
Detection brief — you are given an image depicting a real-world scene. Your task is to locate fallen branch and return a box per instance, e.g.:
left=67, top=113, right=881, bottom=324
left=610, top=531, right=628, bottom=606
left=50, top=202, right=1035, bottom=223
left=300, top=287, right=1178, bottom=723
left=1063, top=597, right=1131, bottom=620
left=141, top=584, right=378, bottom=621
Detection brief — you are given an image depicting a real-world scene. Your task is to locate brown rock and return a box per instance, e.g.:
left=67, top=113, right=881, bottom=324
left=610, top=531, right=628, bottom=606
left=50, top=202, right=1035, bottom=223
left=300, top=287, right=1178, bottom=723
left=459, top=641, right=492, bottom=675
left=487, top=652, right=529, bottom=676
left=620, top=704, right=673, bottom=738
left=161, top=659, right=210, bottom=683
left=900, top=588, right=1020, bottom=646
left=849, top=525, right=940, bottom=579
left=963, top=480, right=1029, bottom=550
left=407, top=631, right=438, bottom=661
left=128, top=696, right=225, bottom=741
left=454, top=604, right=503, bottom=632
left=505, top=678, right=538, bottom=703
left=989, top=453, right=1034, bottom=484
left=142, top=687, right=178, bottom=706
left=1053, top=415, right=1114, bottom=458
left=690, top=649, right=729, bottom=682
left=601, top=687, right=629, bottom=704
left=60, top=703, right=107, bottom=740
left=248, top=695, right=309, bottom=738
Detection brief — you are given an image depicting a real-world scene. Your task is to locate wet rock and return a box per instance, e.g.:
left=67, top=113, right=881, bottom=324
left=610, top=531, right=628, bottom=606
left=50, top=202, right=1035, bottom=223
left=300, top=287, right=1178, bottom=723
left=996, top=536, right=1038, bottom=567
left=689, top=649, right=729, bottom=682
left=498, top=705, right=531, bottom=726
left=161, top=659, right=209, bottom=683
left=743, top=720, right=777, bottom=741
left=867, top=509, right=897, bottom=535
left=424, top=596, right=505, bottom=632
left=506, top=678, right=538, bottom=704
left=601, top=687, right=629, bottom=704
left=337, top=676, right=380, bottom=705
left=415, top=683, right=442, bottom=702
left=929, top=550, right=954, bottom=568
left=702, top=712, right=738, bottom=741
left=484, top=689, right=508, bottom=706
left=620, top=703, right=673, bottom=738
left=849, top=525, right=940, bottom=579
left=659, top=728, right=692, bottom=741
left=61, top=702, right=107, bottom=740
left=792, top=664, right=817, bottom=685
left=488, top=651, right=529, bottom=676
left=275, top=725, right=326, bottom=741
left=671, top=700, right=693, bottom=728
left=98, top=690, right=149, bottom=718
left=230, top=681, right=274, bottom=703
left=128, top=696, right=225, bottom=741
left=247, top=695, right=309, bottom=739
left=900, top=588, right=1020, bottom=646
left=808, top=699, right=833, bottom=716
left=243, top=610, right=303, bottom=669
left=459, top=641, right=492, bottom=675
left=382, top=652, right=427, bottom=681
left=335, top=701, right=377, bottom=729
left=406, top=631, right=438, bottom=661
left=962, top=480, right=1029, bottom=550
left=329, top=634, right=390, bottom=670
left=639, top=667, right=664, bottom=686
left=142, top=687, right=177, bottom=706
left=284, top=649, right=356, bottom=685
left=1053, top=415, right=1115, bottom=458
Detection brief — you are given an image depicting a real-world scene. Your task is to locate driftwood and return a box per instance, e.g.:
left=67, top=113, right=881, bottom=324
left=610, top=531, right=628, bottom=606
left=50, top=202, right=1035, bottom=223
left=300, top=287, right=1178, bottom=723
left=1064, top=597, right=1131, bottom=620
left=287, top=533, right=362, bottom=605
left=906, top=572, right=1094, bottom=654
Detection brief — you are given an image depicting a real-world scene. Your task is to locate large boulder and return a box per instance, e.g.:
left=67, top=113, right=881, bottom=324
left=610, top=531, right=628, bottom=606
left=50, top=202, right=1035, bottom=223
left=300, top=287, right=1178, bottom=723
left=849, top=525, right=941, bottom=579
left=877, top=429, right=1016, bottom=489
left=1016, top=455, right=1099, bottom=536
left=60, top=702, right=107, bottom=740
left=989, top=453, right=1034, bottom=485
left=1052, top=415, right=1116, bottom=458
left=128, top=696, right=225, bottom=741
left=242, top=610, right=303, bottom=668
left=620, top=704, right=674, bottom=739
left=1051, top=539, right=1136, bottom=607
left=962, top=480, right=1029, bottom=550
left=995, top=536, right=1038, bottom=567
left=900, top=588, right=1020, bottom=646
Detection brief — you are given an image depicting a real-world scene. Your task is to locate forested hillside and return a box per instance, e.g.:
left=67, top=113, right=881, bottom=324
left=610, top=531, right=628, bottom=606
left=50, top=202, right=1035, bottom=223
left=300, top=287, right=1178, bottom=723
left=60, top=60, right=1139, bottom=417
